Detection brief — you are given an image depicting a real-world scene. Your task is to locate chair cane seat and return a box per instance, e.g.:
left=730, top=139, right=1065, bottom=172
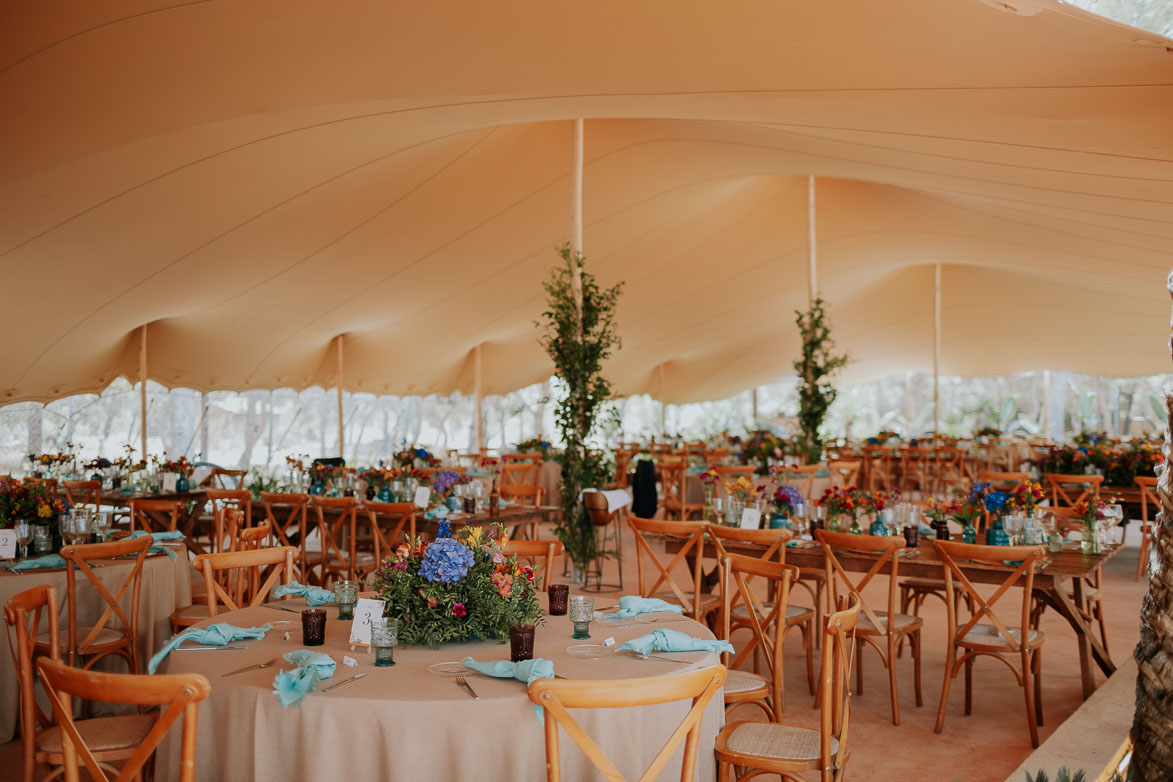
left=723, top=721, right=839, bottom=762
left=171, top=603, right=212, bottom=623
left=855, top=611, right=923, bottom=634
left=37, top=714, right=155, bottom=757
left=724, top=669, right=770, bottom=696
left=900, top=576, right=957, bottom=590
left=731, top=603, right=815, bottom=623
left=36, top=626, right=126, bottom=651
left=961, top=624, right=1044, bottom=649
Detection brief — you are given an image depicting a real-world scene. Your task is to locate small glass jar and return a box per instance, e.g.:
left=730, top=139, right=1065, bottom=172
left=568, top=595, right=594, bottom=640
left=509, top=624, right=536, bottom=662
left=371, top=617, right=397, bottom=667
left=301, top=608, right=327, bottom=646
left=33, top=525, right=53, bottom=554
left=547, top=584, right=569, bottom=616
left=334, top=580, right=357, bottom=620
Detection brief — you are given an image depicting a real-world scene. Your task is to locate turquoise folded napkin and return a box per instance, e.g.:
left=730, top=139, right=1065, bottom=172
left=616, top=628, right=733, bottom=656
left=272, top=581, right=335, bottom=606
left=424, top=507, right=448, bottom=520
left=466, top=467, right=491, bottom=479
left=148, top=622, right=272, bottom=674
left=610, top=596, right=685, bottom=619
left=125, top=530, right=182, bottom=560
left=463, top=657, right=554, bottom=722
left=3, top=554, right=67, bottom=572
left=273, top=649, right=336, bottom=708
left=918, top=523, right=934, bottom=535
left=685, top=465, right=708, bottom=475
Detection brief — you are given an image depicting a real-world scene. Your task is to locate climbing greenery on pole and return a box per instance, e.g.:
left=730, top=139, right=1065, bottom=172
left=538, top=243, right=623, bottom=574
left=793, top=298, right=849, bottom=464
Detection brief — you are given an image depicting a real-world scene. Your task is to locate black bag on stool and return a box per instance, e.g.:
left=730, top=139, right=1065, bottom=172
left=631, top=460, right=658, bottom=518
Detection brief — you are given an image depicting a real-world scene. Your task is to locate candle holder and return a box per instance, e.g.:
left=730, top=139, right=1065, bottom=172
left=547, top=584, right=569, bottom=616
left=371, top=618, right=397, bottom=667
left=568, top=595, right=594, bottom=640
left=902, top=525, right=919, bottom=548
left=301, top=608, right=327, bottom=646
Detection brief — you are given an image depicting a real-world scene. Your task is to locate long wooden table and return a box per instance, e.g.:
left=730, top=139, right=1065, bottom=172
left=682, top=532, right=1121, bottom=700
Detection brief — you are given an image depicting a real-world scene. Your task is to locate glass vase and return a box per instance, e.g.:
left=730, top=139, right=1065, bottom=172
left=1081, top=523, right=1101, bottom=555
left=727, top=499, right=747, bottom=528
left=702, top=486, right=714, bottom=522
left=962, top=523, right=977, bottom=544
left=986, top=518, right=1010, bottom=546
left=1049, top=531, right=1065, bottom=553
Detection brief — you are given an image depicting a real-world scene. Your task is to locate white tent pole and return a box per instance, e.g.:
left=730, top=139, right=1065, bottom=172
left=933, top=264, right=942, bottom=441
left=751, top=387, right=758, bottom=426
left=570, top=118, right=585, bottom=318
left=335, top=335, right=345, bottom=458
left=658, top=365, right=666, bottom=436
left=474, top=344, right=484, bottom=453
left=139, top=324, right=148, bottom=458
left=807, top=175, right=818, bottom=305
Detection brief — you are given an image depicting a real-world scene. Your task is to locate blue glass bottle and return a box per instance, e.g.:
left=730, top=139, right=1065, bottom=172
left=986, top=517, right=1010, bottom=546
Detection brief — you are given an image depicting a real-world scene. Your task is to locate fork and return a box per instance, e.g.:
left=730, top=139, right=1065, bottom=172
left=454, top=675, right=479, bottom=699
left=223, top=655, right=283, bottom=678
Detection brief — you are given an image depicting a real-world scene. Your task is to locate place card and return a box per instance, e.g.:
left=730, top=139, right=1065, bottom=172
left=282, top=631, right=291, bottom=641
left=602, top=636, right=616, bottom=647
left=413, top=487, right=431, bottom=509
left=0, top=530, right=16, bottom=560
left=343, top=655, right=358, bottom=668
left=739, top=508, right=761, bottom=529
left=348, top=597, right=387, bottom=650
left=161, top=472, right=178, bottom=492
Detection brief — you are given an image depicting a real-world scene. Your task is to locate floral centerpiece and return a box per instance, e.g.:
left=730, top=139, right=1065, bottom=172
left=699, top=468, right=720, bottom=521
left=973, top=426, right=1002, bottom=440
left=0, top=478, right=68, bottom=530
left=1028, top=437, right=1160, bottom=488
left=395, top=447, right=441, bottom=470
left=1072, top=499, right=1107, bottom=555
left=1011, top=480, right=1045, bottom=514
left=26, top=449, right=76, bottom=478
left=359, top=466, right=401, bottom=500
left=865, top=431, right=901, bottom=446
left=818, top=485, right=871, bottom=534
left=982, top=488, right=1012, bottom=545
left=514, top=438, right=551, bottom=455
left=433, top=469, right=472, bottom=510
left=770, top=485, right=803, bottom=516
left=734, top=429, right=790, bottom=476
left=724, top=475, right=763, bottom=526
left=308, top=462, right=341, bottom=494
left=373, top=521, right=543, bottom=647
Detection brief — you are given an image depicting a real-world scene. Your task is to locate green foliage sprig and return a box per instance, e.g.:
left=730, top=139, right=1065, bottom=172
left=538, top=244, right=623, bottom=572
left=793, top=298, right=849, bottom=464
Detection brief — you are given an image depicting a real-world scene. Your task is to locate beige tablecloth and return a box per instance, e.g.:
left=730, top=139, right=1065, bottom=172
left=158, top=597, right=724, bottom=781
left=0, top=550, right=192, bottom=741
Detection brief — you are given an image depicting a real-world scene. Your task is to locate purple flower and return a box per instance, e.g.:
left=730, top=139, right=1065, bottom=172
left=419, top=537, right=474, bottom=583
left=774, top=485, right=803, bottom=508
left=434, top=470, right=461, bottom=495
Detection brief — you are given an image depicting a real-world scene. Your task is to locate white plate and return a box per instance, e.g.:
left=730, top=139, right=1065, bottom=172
left=567, top=644, right=611, bottom=658
left=428, top=661, right=469, bottom=677
left=597, top=614, right=636, bottom=629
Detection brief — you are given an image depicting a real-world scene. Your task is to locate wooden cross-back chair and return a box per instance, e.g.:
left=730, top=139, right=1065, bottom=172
left=528, top=665, right=727, bottom=782
left=35, top=537, right=152, bottom=675
left=627, top=517, right=717, bottom=622
left=363, top=501, right=417, bottom=565
left=708, top=526, right=816, bottom=697
left=932, top=448, right=968, bottom=495
left=168, top=521, right=281, bottom=632
left=1042, top=473, right=1103, bottom=508
left=499, top=462, right=537, bottom=488
left=715, top=596, right=860, bottom=782
left=208, top=467, right=246, bottom=490
left=827, top=460, right=862, bottom=491
left=502, top=540, right=565, bottom=592
left=815, top=529, right=923, bottom=725
left=710, top=465, right=756, bottom=499
left=260, top=492, right=310, bottom=578
left=782, top=464, right=820, bottom=504
left=8, top=585, right=159, bottom=782
left=899, top=448, right=933, bottom=498
left=1136, top=475, right=1158, bottom=580
left=656, top=461, right=702, bottom=521
left=977, top=470, right=1031, bottom=491
left=195, top=546, right=296, bottom=616
left=308, top=496, right=367, bottom=587
left=499, top=485, right=545, bottom=539
left=933, top=540, right=1047, bottom=747
left=127, top=498, right=182, bottom=533
left=238, top=519, right=272, bottom=549
left=205, top=488, right=252, bottom=553
left=36, top=657, right=211, bottom=782
left=719, top=554, right=809, bottom=718
left=61, top=480, right=101, bottom=513
left=861, top=447, right=895, bottom=492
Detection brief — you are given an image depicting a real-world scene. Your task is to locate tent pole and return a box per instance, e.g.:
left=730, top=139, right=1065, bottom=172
left=336, top=335, right=344, bottom=459
left=139, top=324, right=148, bottom=458
left=751, top=387, right=758, bottom=427
left=807, top=175, right=818, bottom=305
left=474, top=344, right=484, bottom=453
left=658, top=365, right=666, bottom=437
left=933, top=264, right=942, bottom=442
left=570, top=118, right=584, bottom=317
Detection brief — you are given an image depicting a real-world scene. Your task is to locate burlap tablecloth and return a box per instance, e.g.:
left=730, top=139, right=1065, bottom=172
left=157, top=597, right=724, bottom=781
left=0, top=550, right=191, bottom=741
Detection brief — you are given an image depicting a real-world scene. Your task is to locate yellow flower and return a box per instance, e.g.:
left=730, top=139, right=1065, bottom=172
left=37, top=504, right=51, bottom=518
left=465, top=526, right=484, bottom=547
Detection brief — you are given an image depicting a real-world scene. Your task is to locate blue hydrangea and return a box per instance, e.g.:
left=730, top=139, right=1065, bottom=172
left=419, top=537, right=474, bottom=584
left=436, top=518, right=452, bottom=539
left=984, top=491, right=1009, bottom=513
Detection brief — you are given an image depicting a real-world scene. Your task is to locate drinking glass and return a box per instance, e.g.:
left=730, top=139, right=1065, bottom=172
left=301, top=608, right=327, bottom=646
left=334, top=580, right=357, bottom=620
left=33, top=526, right=52, bottom=554
left=1004, top=512, right=1024, bottom=545
left=15, top=522, right=32, bottom=558
left=547, top=584, right=569, bottom=616
left=93, top=511, right=111, bottom=543
left=370, top=617, right=397, bottom=667
left=509, top=624, right=536, bottom=662
left=72, top=510, right=91, bottom=544
left=568, top=596, right=594, bottom=640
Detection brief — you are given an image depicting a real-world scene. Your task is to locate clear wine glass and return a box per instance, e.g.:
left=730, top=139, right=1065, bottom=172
left=93, top=511, right=110, bottom=542
left=15, top=522, right=32, bottom=558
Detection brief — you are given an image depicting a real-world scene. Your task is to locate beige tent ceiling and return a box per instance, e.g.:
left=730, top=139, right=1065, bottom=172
left=2, top=0, right=1171, bottom=405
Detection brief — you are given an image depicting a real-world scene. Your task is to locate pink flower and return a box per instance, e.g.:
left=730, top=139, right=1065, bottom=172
left=491, top=552, right=506, bottom=565
left=391, top=560, right=408, bottom=571
left=452, top=602, right=467, bottom=618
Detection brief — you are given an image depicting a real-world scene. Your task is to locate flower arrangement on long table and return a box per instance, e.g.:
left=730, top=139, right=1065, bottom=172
left=372, top=520, right=543, bottom=648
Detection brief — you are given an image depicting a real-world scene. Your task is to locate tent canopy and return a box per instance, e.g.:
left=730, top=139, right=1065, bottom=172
left=2, top=0, right=1171, bottom=405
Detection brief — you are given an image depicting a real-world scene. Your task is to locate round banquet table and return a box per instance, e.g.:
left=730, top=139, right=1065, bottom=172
left=0, top=548, right=192, bottom=741
left=157, top=596, right=725, bottom=781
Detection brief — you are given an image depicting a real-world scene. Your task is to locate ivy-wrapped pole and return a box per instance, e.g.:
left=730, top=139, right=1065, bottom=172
left=933, top=263, right=941, bottom=443
left=139, top=323, right=148, bottom=457
left=1131, top=271, right=1173, bottom=780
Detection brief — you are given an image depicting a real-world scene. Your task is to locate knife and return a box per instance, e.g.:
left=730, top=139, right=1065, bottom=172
left=263, top=603, right=303, bottom=614
left=175, top=645, right=247, bottom=651
left=322, top=673, right=367, bottom=693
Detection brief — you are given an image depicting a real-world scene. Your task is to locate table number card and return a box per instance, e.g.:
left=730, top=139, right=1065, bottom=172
left=161, top=472, right=178, bottom=492
left=413, top=486, right=431, bottom=509
left=739, top=508, right=761, bottom=530
left=349, top=597, right=387, bottom=650
left=0, top=530, right=16, bottom=560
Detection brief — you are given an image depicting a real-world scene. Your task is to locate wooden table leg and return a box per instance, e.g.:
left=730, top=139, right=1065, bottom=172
left=1042, top=578, right=1115, bottom=699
